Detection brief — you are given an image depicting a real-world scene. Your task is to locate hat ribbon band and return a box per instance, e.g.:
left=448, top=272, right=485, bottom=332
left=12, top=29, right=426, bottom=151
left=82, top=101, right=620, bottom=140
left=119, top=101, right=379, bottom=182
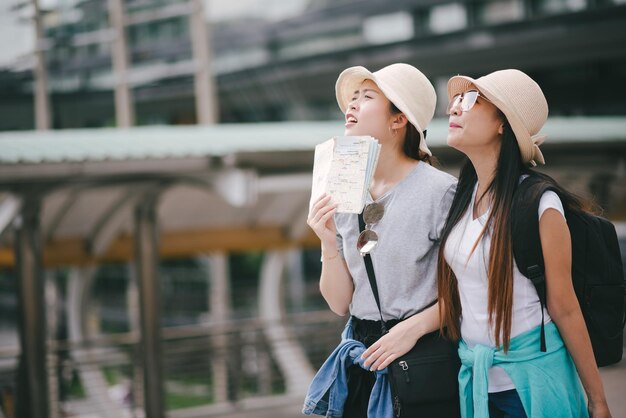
left=529, top=133, right=547, bottom=167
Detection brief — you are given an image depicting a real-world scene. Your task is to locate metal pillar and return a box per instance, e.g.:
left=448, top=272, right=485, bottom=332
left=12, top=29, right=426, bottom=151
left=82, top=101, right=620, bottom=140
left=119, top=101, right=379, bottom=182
left=14, top=198, right=49, bottom=418
left=45, top=271, right=61, bottom=418
left=67, top=267, right=124, bottom=418
left=108, top=0, right=135, bottom=127
left=190, top=0, right=218, bottom=124
left=287, top=249, right=306, bottom=312
left=206, top=253, right=231, bottom=403
left=31, top=0, right=51, bottom=130
left=127, top=263, right=145, bottom=412
left=134, top=196, right=164, bottom=418
left=259, top=251, right=314, bottom=397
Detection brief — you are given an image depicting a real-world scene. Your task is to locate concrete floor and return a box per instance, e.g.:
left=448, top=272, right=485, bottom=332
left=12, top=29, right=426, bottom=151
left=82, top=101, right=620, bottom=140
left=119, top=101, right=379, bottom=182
left=599, top=356, right=626, bottom=418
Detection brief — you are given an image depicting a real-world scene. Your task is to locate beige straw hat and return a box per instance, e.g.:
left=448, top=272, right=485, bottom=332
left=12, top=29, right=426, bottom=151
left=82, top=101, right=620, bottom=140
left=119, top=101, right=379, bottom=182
left=335, top=63, right=437, bottom=156
left=448, top=69, right=549, bottom=166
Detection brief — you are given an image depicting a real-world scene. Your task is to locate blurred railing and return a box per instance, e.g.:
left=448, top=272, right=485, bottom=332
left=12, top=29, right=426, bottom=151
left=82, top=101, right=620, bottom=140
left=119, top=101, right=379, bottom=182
left=0, top=310, right=345, bottom=418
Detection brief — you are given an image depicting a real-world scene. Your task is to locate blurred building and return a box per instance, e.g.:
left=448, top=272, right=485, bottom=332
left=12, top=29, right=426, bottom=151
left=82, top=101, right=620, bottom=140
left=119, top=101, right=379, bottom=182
left=0, top=2, right=625, bottom=417
left=1, top=0, right=625, bottom=130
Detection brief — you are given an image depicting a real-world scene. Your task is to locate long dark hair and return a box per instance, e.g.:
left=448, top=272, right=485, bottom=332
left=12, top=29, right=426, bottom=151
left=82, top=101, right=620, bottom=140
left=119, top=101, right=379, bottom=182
left=390, top=103, right=436, bottom=165
left=437, top=121, right=588, bottom=351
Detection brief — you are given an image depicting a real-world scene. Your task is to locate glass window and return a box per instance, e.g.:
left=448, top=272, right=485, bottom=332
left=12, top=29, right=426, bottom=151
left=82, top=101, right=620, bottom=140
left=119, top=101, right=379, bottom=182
left=129, top=27, right=138, bottom=45
left=477, top=0, right=525, bottom=24
left=178, top=19, right=189, bottom=38
left=276, top=29, right=362, bottom=60
left=535, top=0, right=587, bottom=15
left=171, top=18, right=183, bottom=38
left=148, top=22, right=159, bottom=40
left=160, top=20, right=175, bottom=39
left=136, top=24, right=151, bottom=45
left=429, top=3, right=467, bottom=34
left=99, top=41, right=111, bottom=55
left=75, top=45, right=87, bottom=59
left=214, top=47, right=270, bottom=73
left=362, top=12, right=414, bottom=45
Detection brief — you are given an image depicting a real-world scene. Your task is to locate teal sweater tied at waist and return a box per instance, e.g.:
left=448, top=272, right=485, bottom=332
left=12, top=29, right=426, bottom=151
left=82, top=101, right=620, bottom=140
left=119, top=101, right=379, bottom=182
left=458, top=322, right=588, bottom=418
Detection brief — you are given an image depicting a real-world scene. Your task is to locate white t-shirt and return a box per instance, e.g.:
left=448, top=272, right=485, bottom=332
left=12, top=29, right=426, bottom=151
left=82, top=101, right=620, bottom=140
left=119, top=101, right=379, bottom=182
left=443, top=184, right=565, bottom=393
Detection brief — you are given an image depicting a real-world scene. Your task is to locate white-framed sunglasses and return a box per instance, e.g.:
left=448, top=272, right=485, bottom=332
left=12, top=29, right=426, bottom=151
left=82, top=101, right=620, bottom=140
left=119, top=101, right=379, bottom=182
left=446, top=90, right=492, bottom=115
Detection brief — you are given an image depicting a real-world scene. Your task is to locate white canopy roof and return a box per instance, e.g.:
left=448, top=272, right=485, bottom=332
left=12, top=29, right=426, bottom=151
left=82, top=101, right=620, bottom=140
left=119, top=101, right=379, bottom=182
left=0, top=117, right=624, bottom=266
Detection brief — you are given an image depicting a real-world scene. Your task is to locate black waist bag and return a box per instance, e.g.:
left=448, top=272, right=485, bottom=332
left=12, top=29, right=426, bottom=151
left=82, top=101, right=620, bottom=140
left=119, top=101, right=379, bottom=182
left=387, top=329, right=460, bottom=406
left=358, top=213, right=460, bottom=416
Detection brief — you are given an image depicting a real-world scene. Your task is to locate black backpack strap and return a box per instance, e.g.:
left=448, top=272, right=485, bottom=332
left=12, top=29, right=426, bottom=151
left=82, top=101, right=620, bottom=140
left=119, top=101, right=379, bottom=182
left=511, top=175, right=556, bottom=352
left=358, top=212, right=387, bottom=333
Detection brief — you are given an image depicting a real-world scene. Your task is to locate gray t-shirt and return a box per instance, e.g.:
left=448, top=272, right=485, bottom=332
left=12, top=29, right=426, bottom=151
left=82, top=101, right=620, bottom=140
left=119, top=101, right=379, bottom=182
left=335, top=162, right=457, bottom=321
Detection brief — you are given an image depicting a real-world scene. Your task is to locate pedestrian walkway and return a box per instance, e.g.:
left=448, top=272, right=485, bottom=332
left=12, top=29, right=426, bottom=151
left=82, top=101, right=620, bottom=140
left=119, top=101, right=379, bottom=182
left=215, top=401, right=303, bottom=418
left=599, top=355, right=626, bottom=418
left=216, top=355, right=626, bottom=418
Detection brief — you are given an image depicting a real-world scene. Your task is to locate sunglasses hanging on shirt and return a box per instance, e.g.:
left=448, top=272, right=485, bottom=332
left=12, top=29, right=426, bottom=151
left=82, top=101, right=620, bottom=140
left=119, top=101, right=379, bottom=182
left=356, top=202, right=384, bottom=256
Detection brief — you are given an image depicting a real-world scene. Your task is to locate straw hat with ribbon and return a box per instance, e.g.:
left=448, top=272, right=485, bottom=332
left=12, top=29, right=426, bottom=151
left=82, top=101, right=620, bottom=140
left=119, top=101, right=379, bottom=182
left=448, top=69, right=548, bottom=166
left=335, top=63, right=437, bottom=157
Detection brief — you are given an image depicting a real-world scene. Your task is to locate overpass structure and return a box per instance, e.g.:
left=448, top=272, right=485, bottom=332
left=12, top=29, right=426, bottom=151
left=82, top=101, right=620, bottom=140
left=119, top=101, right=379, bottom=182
left=0, top=117, right=624, bottom=417
left=2, top=0, right=625, bottom=129
left=216, top=0, right=626, bottom=121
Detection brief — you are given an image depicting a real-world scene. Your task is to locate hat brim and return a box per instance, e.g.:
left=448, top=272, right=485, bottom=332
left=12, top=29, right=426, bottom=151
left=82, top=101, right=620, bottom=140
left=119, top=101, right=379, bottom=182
left=447, top=76, right=479, bottom=102
left=336, top=66, right=431, bottom=156
left=447, top=75, right=538, bottom=164
left=335, top=66, right=376, bottom=114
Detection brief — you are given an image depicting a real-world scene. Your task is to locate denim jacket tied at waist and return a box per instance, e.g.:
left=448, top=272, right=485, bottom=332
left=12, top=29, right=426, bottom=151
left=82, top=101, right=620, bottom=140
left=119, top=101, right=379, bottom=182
left=302, top=318, right=393, bottom=418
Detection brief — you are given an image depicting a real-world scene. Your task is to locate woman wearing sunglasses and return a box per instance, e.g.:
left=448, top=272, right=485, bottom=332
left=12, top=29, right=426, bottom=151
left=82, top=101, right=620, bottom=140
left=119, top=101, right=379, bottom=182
left=437, top=70, right=612, bottom=418
left=306, top=63, right=459, bottom=417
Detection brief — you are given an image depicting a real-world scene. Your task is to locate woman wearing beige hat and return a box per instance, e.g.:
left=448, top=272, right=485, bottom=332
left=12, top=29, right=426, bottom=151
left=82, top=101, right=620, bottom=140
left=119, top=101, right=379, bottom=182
left=305, top=63, right=460, bottom=417
left=437, top=69, right=612, bottom=418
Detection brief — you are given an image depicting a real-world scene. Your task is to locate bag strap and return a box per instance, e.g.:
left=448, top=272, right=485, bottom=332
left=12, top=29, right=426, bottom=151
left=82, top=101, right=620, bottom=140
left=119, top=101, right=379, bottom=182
left=358, top=212, right=388, bottom=334
left=357, top=212, right=439, bottom=336
left=511, top=175, right=558, bottom=352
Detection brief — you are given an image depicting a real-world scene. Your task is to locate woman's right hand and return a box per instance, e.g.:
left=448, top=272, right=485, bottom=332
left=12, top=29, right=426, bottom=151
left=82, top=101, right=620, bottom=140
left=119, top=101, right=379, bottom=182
left=307, top=194, right=338, bottom=246
left=310, top=194, right=352, bottom=315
